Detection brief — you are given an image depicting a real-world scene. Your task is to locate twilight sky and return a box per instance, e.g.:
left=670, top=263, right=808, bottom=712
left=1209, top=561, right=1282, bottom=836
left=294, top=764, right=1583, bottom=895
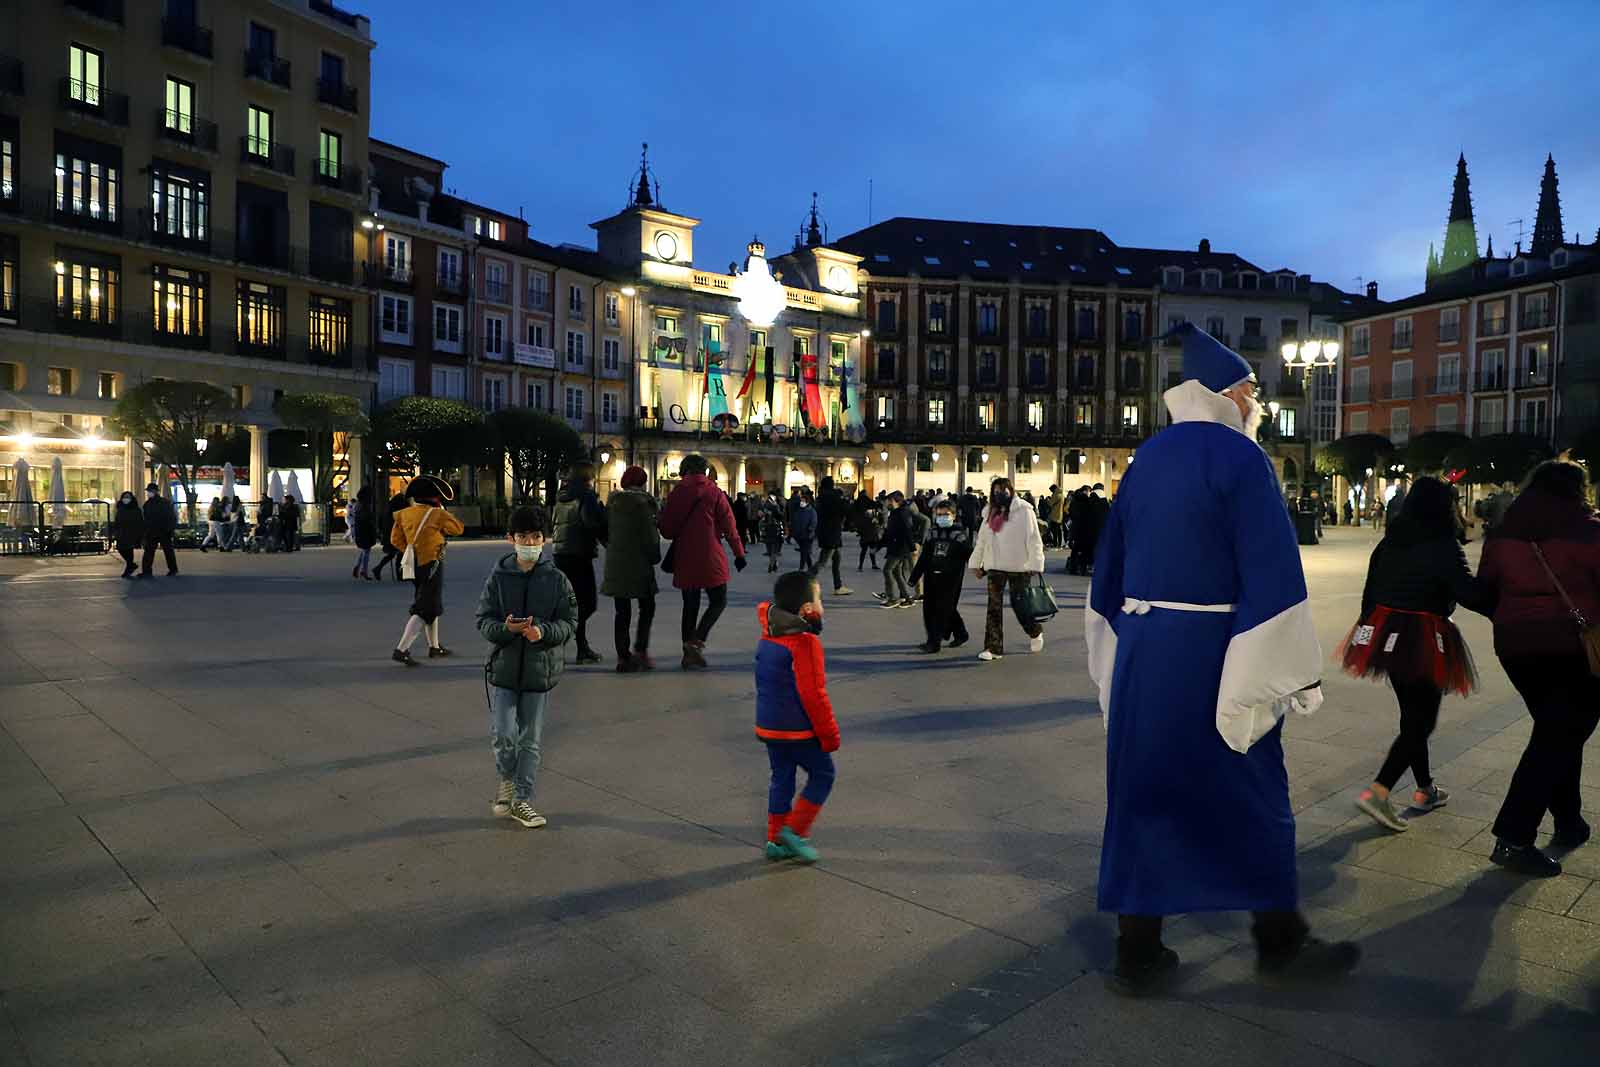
left=367, top=0, right=1598, bottom=299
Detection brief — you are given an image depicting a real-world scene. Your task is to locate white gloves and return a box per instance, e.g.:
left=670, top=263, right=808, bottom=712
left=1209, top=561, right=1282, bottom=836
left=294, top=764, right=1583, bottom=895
left=1275, top=684, right=1324, bottom=719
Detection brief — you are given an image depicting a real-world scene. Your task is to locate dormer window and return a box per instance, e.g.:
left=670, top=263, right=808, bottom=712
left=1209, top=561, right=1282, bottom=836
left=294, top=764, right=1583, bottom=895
left=1162, top=267, right=1183, bottom=288
left=1276, top=274, right=1295, bottom=292
left=1238, top=272, right=1258, bottom=290
left=1201, top=269, right=1221, bottom=288
left=1553, top=250, right=1569, bottom=268
left=1511, top=259, right=1528, bottom=277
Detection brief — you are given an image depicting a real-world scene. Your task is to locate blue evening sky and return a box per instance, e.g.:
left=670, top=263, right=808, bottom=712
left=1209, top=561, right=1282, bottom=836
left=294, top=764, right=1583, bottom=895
left=367, top=0, right=1598, bottom=299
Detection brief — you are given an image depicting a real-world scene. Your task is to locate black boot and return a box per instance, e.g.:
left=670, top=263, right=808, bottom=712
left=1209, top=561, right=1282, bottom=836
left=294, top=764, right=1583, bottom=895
left=1491, top=839, right=1563, bottom=876
left=1550, top=820, right=1592, bottom=849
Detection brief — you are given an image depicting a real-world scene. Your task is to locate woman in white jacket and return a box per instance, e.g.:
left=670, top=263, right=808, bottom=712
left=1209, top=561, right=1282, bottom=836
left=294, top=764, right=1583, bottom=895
left=971, top=478, right=1047, bottom=660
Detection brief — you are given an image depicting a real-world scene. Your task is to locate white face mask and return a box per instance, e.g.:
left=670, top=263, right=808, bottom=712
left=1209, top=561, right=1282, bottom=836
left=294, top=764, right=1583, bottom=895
left=514, top=543, right=544, bottom=563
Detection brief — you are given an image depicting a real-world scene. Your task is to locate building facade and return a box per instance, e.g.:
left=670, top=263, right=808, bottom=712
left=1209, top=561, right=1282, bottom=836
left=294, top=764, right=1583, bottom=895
left=0, top=0, right=375, bottom=505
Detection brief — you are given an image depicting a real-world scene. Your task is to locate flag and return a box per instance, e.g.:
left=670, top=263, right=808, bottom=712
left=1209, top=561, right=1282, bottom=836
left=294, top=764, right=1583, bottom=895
left=704, top=342, right=729, bottom=420
left=803, top=353, right=825, bottom=431
left=736, top=343, right=759, bottom=399
left=763, top=345, right=775, bottom=414
left=792, top=350, right=808, bottom=427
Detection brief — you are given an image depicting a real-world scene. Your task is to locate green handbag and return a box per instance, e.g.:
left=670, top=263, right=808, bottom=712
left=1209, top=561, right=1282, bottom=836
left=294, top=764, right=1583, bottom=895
left=1012, top=573, right=1059, bottom=625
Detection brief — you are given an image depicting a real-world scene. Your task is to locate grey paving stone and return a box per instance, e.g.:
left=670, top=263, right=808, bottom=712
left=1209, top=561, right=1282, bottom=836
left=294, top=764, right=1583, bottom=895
left=300, top=1002, right=549, bottom=1066
left=510, top=974, right=756, bottom=1067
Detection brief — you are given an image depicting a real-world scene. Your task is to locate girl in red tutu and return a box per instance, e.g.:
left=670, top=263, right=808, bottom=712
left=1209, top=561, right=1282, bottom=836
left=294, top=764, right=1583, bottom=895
left=1338, top=476, right=1490, bottom=832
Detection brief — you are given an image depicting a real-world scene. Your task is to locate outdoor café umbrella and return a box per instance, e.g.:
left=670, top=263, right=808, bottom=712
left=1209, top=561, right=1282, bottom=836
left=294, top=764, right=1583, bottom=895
left=269, top=471, right=284, bottom=504
left=286, top=470, right=305, bottom=503
left=220, top=461, right=236, bottom=501
left=9, top=458, right=34, bottom=529
left=47, top=456, right=68, bottom=526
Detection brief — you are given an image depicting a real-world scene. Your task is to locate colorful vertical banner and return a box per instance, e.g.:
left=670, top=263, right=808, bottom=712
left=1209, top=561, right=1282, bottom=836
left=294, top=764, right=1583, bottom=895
left=704, top=341, right=729, bottom=423
left=802, top=353, right=824, bottom=431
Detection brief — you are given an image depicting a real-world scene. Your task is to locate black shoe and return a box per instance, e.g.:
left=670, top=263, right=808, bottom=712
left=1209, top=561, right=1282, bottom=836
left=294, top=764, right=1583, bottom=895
left=1106, top=946, right=1179, bottom=997
left=1256, top=937, right=1361, bottom=986
left=393, top=649, right=418, bottom=667
left=120, top=568, right=135, bottom=579
left=915, top=642, right=941, bottom=654
left=1491, top=839, right=1563, bottom=876
left=947, top=634, right=969, bottom=648
left=427, top=646, right=452, bottom=659
left=575, top=648, right=602, bottom=665
left=1550, top=820, right=1592, bottom=849
left=199, top=544, right=208, bottom=553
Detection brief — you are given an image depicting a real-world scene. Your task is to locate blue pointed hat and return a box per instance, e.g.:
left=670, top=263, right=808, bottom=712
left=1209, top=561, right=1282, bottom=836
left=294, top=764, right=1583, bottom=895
left=1166, top=322, right=1254, bottom=393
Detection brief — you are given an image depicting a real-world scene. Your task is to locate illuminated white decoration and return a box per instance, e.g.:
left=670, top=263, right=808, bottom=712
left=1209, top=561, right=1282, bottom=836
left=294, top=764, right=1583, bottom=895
left=733, top=239, right=785, bottom=327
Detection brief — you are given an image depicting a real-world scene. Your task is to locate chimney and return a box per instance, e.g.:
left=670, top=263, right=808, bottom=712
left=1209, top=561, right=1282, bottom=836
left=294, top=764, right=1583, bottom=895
left=1366, top=281, right=1378, bottom=300
left=1198, top=238, right=1211, bottom=254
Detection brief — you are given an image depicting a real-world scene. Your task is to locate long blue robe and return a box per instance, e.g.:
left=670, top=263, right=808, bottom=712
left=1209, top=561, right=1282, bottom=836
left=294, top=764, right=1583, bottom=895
left=1087, top=381, right=1323, bottom=916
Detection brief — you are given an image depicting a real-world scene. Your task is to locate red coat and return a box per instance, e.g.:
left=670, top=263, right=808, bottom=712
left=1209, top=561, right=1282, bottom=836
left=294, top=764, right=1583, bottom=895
left=658, top=473, right=746, bottom=590
left=1478, top=488, right=1600, bottom=662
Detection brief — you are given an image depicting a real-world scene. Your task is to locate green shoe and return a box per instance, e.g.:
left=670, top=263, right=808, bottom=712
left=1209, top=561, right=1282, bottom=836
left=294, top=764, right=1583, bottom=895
left=764, top=840, right=794, bottom=861
left=778, top=826, right=819, bottom=864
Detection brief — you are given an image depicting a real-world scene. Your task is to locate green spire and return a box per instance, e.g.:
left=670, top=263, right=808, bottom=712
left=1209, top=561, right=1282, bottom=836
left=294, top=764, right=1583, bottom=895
left=1439, top=153, right=1479, bottom=273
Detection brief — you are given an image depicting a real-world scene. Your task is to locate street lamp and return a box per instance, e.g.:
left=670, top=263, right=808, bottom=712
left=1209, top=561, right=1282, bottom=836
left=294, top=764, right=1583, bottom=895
left=620, top=286, right=636, bottom=298
left=194, top=437, right=208, bottom=454
left=878, top=449, right=889, bottom=462
left=599, top=449, right=612, bottom=465
left=1281, top=339, right=1339, bottom=369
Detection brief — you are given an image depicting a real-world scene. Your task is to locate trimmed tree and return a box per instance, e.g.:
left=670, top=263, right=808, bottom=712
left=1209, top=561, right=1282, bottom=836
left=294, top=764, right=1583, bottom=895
left=1444, top=432, right=1554, bottom=487
left=273, top=392, right=370, bottom=507
left=110, top=379, right=234, bottom=523
left=1401, top=430, right=1471, bottom=475
left=1314, top=432, right=1394, bottom=484
left=489, top=407, right=587, bottom=503
left=370, top=396, right=486, bottom=484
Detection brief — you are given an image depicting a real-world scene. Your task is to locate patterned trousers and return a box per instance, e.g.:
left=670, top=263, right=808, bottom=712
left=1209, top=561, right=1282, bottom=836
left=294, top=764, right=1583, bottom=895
left=984, top=570, right=1042, bottom=653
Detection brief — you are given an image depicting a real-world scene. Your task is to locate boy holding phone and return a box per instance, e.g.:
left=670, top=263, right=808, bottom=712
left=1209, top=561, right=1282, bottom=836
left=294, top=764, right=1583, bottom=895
left=475, top=505, right=578, bottom=828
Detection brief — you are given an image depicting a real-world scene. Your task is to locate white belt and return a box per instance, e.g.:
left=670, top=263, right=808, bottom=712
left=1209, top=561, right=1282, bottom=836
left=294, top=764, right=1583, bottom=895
left=1122, top=597, right=1237, bottom=615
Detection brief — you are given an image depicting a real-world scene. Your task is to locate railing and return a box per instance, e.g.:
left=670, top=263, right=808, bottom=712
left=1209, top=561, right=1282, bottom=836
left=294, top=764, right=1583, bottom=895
left=1239, top=333, right=1266, bottom=351
left=161, top=17, right=213, bottom=57
left=1391, top=330, right=1414, bottom=350
left=1520, top=310, right=1552, bottom=330
left=24, top=298, right=120, bottom=339
left=127, top=310, right=209, bottom=350
left=1514, top=365, right=1552, bottom=389
left=310, top=0, right=361, bottom=28
left=233, top=333, right=288, bottom=360
left=58, top=77, right=129, bottom=124
left=1429, top=420, right=1462, bottom=434
left=0, top=55, right=22, bottom=96
left=156, top=109, right=219, bottom=151
left=437, top=274, right=464, bottom=296
left=366, top=262, right=413, bottom=287
left=1511, top=416, right=1550, bottom=438
left=1024, top=372, right=1049, bottom=389
left=1425, top=375, right=1464, bottom=395
left=484, top=280, right=511, bottom=303
left=1475, top=368, right=1508, bottom=391
left=524, top=289, right=547, bottom=309
left=244, top=50, right=291, bottom=88
left=1120, top=330, right=1145, bottom=346
left=1346, top=383, right=1371, bottom=403
left=632, top=414, right=863, bottom=447
left=316, top=78, right=358, bottom=112
left=1380, top=380, right=1415, bottom=400
left=308, top=254, right=355, bottom=285
left=304, top=337, right=353, bottom=367
left=315, top=159, right=362, bottom=193
left=1351, top=338, right=1371, bottom=356
left=240, top=137, right=295, bottom=175
left=1438, top=324, right=1460, bottom=342
left=64, top=0, right=123, bottom=22
left=0, top=500, right=111, bottom=556
left=1479, top=316, right=1508, bottom=337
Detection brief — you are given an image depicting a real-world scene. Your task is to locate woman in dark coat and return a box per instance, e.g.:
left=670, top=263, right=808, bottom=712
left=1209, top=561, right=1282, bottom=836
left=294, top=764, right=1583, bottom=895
left=349, top=485, right=378, bottom=579
left=112, top=491, right=144, bottom=578
left=602, top=466, right=661, bottom=672
left=656, top=454, right=747, bottom=670
left=1476, top=460, right=1600, bottom=877
left=1340, top=477, right=1489, bottom=832
left=370, top=492, right=409, bottom=581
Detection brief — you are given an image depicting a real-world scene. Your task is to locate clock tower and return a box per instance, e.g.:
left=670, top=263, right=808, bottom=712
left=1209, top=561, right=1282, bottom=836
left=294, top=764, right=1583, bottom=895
left=591, top=142, right=700, bottom=274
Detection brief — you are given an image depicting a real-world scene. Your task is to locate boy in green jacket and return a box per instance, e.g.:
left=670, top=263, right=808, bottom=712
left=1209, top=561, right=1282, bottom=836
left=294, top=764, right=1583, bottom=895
left=476, top=505, right=578, bottom=828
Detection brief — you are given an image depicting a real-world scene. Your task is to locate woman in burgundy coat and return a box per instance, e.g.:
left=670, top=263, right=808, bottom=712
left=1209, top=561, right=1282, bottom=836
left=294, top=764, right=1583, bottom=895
left=1477, top=460, right=1600, bottom=877
left=658, top=454, right=747, bottom=670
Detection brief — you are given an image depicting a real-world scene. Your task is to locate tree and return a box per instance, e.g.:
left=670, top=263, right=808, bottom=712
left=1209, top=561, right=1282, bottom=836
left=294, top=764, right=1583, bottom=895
left=110, top=379, right=234, bottom=522
left=273, top=392, right=370, bottom=506
left=1400, top=430, right=1471, bottom=475
left=1444, top=433, right=1554, bottom=487
left=370, top=397, right=486, bottom=483
left=1314, top=433, right=1394, bottom=484
left=1569, top=426, right=1600, bottom=483
left=488, top=407, right=586, bottom=502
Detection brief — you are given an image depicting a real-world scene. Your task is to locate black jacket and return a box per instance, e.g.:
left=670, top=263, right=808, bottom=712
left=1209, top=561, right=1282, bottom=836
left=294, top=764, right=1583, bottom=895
left=958, top=493, right=983, bottom=531
left=113, top=500, right=145, bottom=547
left=910, top=523, right=972, bottom=584
left=552, top=481, right=607, bottom=560
left=1360, top=516, right=1489, bottom=618
left=142, top=495, right=176, bottom=536
left=882, top=505, right=917, bottom=557
left=815, top=486, right=849, bottom=548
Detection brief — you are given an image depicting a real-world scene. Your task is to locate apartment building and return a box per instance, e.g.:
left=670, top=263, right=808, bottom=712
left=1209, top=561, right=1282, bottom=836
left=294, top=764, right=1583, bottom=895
left=0, top=0, right=375, bottom=503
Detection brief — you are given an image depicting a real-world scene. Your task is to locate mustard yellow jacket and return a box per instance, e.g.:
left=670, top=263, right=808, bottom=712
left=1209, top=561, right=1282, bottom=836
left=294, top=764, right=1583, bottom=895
left=390, top=504, right=464, bottom=566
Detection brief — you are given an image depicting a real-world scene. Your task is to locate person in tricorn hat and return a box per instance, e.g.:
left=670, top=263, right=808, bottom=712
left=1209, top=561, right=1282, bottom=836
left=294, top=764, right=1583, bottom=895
left=390, top=475, right=465, bottom=665
left=1086, top=323, right=1358, bottom=994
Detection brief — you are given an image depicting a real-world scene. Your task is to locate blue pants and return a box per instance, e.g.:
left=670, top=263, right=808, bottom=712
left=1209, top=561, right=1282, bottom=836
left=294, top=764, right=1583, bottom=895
left=490, top=686, right=548, bottom=802
left=766, top=740, right=836, bottom=815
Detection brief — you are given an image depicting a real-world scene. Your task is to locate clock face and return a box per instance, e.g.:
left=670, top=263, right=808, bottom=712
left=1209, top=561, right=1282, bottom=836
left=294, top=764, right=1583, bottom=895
left=827, top=265, right=849, bottom=291
left=654, top=231, right=678, bottom=261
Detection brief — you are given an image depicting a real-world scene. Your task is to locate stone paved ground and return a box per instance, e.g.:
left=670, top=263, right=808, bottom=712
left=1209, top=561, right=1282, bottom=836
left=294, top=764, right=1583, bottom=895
left=0, top=528, right=1596, bottom=1066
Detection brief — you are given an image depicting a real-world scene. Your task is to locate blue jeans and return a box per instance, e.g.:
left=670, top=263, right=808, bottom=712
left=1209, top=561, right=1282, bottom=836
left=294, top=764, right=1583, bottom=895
left=766, top=740, right=836, bottom=815
left=490, top=686, right=548, bottom=801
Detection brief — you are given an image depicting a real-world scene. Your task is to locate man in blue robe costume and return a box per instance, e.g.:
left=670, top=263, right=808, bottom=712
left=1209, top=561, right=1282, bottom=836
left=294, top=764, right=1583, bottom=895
left=1087, top=324, right=1360, bottom=994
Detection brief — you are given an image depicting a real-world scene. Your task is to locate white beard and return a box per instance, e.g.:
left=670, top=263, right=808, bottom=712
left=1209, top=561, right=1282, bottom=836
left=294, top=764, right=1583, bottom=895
left=1241, top=396, right=1265, bottom=440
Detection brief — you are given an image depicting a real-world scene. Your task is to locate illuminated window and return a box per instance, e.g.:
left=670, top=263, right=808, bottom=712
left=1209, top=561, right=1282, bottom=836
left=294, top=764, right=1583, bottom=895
left=55, top=251, right=119, bottom=327
left=236, top=280, right=284, bottom=352
left=68, top=44, right=102, bottom=106
left=308, top=295, right=351, bottom=362
left=164, top=76, right=194, bottom=134
left=246, top=105, right=273, bottom=158
left=153, top=264, right=206, bottom=339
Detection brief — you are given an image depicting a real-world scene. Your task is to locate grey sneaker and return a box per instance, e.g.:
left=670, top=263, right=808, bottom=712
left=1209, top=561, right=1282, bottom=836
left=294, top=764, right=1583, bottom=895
left=1410, top=783, right=1449, bottom=812
left=508, top=801, right=547, bottom=829
left=1355, top=790, right=1409, bottom=833
left=492, top=780, right=514, bottom=818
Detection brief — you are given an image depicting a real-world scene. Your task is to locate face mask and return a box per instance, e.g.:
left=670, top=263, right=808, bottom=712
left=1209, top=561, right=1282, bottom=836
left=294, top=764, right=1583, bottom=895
left=798, top=501, right=809, bottom=509
left=992, top=492, right=1011, bottom=507
left=514, top=543, right=543, bottom=563
left=934, top=515, right=954, bottom=528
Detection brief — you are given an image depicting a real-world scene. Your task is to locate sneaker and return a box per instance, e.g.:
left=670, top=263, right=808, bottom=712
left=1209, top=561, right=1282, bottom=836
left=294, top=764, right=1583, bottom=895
left=428, top=646, right=452, bottom=658
left=978, top=649, right=1002, bottom=661
left=1411, top=783, right=1449, bottom=812
left=1106, top=946, right=1180, bottom=997
left=879, top=600, right=901, bottom=611
left=1029, top=633, right=1045, bottom=653
left=635, top=652, right=656, bottom=671
left=777, top=826, right=818, bottom=864
left=681, top=641, right=708, bottom=671
left=872, top=591, right=888, bottom=602
left=947, top=634, right=969, bottom=649
left=896, top=599, right=917, bottom=609
left=492, top=780, right=514, bottom=818
left=392, top=649, right=419, bottom=667
left=833, top=586, right=853, bottom=596
left=915, top=642, right=941, bottom=654
left=508, top=801, right=547, bottom=829
left=764, top=840, right=796, bottom=861
left=1257, top=937, right=1361, bottom=987
left=1355, top=789, right=1409, bottom=833
left=1550, top=820, right=1592, bottom=849
left=575, top=648, right=602, bottom=665
left=1490, top=839, right=1561, bottom=877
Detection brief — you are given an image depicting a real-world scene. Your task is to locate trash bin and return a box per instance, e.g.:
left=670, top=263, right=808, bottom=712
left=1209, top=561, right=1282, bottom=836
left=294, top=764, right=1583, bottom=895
left=1293, top=509, right=1320, bottom=546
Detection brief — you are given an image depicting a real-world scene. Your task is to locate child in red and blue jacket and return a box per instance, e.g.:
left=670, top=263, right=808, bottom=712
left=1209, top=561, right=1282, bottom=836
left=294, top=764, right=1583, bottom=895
left=755, top=571, right=839, bottom=863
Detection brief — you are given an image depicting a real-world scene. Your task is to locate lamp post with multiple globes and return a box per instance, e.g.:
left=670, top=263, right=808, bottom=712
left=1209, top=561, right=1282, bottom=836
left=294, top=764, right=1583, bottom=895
left=1279, top=337, right=1342, bottom=504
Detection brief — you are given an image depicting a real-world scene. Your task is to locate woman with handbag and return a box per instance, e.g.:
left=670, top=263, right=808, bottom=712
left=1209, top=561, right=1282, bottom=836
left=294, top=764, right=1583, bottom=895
left=1339, top=477, right=1490, bottom=833
left=390, top=476, right=466, bottom=666
left=970, top=477, right=1047, bottom=661
left=1477, top=460, right=1600, bottom=876
left=602, top=465, right=661, bottom=672
left=657, top=454, right=747, bottom=670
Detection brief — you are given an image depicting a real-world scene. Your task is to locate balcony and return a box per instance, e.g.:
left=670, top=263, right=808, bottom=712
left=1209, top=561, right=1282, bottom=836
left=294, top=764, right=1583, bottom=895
left=1351, top=339, right=1371, bottom=357
left=234, top=332, right=287, bottom=360
left=1520, top=310, right=1552, bottom=331
left=1024, top=372, right=1049, bottom=389
left=1479, top=316, right=1508, bottom=337
left=1120, top=330, right=1145, bottom=348
left=367, top=262, right=413, bottom=288
left=1514, top=365, right=1552, bottom=389
left=240, top=137, right=295, bottom=175
left=130, top=312, right=210, bottom=351
left=1239, top=333, right=1266, bottom=352
left=308, top=254, right=354, bottom=285
left=484, top=280, right=511, bottom=304
left=1437, top=324, right=1460, bottom=343
left=145, top=212, right=212, bottom=253
left=1475, top=368, right=1509, bottom=392
left=304, top=337, right=354, bottom=368
left=161, top=17, right=213, bottom=58
left=0, top=55, right=22, bottom=96
left=1380, top=380, right=1415, bottom=400
left=1512, top=416, right=1550, bottom=438
left=566, top=302, right=585, bottom=321
left=314, top=158, right=362, bottom=194
left=64, top=0, right=123, bottom=22
left=524, top=289, right=547, bottom=310
left=1346, top=384, right=1371, bottom=403
left=1118, top=369, right=1144, bottom=392
left=1073, top=321, right=1099, bottom=343
left=1425, top=375, right=1464, bottom=395
left=1390, top=330, right=1414, bottom=351
left=236, top=236, right=292, bottom=272
left=42, top=299, right=121, bottom=339
left=155, top=109, right=219, bottom=152
left=58, top=77, right=129, bottom=125
left=243, top=50, right=291, bottom=89
left=316, top=77, right=359, bottom=112
left=437, top=273, right=464, bottom=296
left=975, top=370, right=999, bottom=388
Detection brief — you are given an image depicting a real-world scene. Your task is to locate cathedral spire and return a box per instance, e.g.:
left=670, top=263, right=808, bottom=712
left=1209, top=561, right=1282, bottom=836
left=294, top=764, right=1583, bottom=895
left=1439, top=153, right=1479, bottom=273
left=1426, top=242, right=1439, bottom=280
left=1531, top=154, right=1564, bottom=256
